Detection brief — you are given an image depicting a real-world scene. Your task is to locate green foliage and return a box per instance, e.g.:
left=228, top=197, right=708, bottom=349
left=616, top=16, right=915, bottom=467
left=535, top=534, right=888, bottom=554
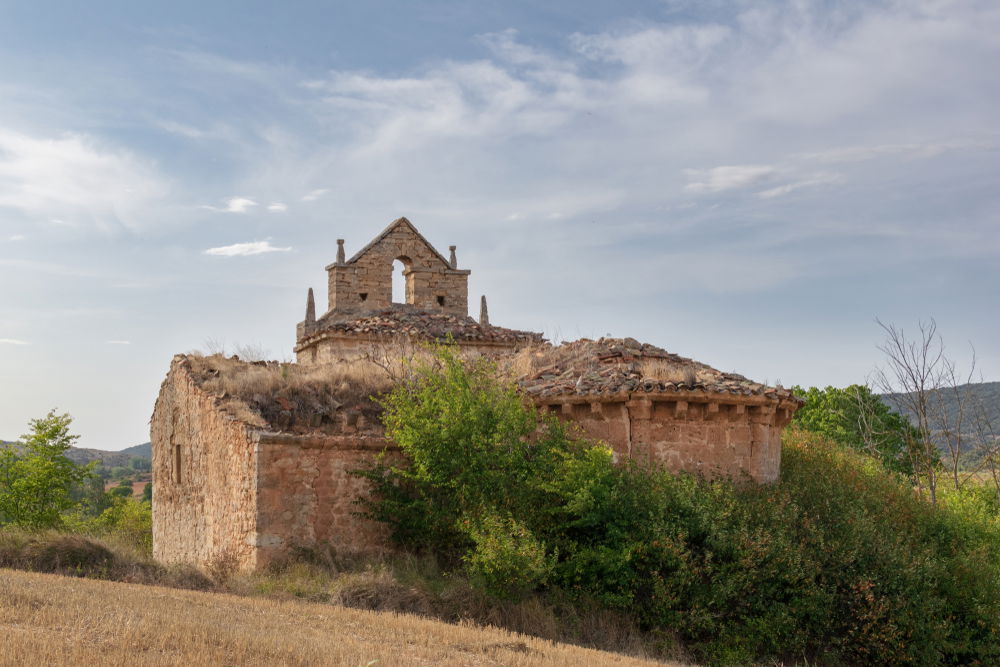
left=110, top=479, right=134, bottom=498
left=358, top=348, right=1000, bottom=664
left=142, top=482, right=153, bottom=503
left=0, top=411, right=94, bottom=528
left=791, top=384, right=920, bottom=475
left=129, top=456, right=151, bottom=472
left=462, top=512, right=555, bottom=599
left=360, top=345, right=594, bottom=555
left=63, top=496, right=153, bottom=553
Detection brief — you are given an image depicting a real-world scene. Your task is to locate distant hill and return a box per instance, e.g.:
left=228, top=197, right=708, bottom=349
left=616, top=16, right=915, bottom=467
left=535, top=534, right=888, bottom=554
left=65, top=442, right=151, bottom=468
left=882, top=382, right=1000, bottom=434
left=882, top=382, right=1000, bottom=460
left=1, top=439, right=151, bottom=468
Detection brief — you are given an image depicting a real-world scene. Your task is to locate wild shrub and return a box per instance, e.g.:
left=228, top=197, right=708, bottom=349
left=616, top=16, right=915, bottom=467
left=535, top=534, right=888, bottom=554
left=462, top=512, right=555, bottom=600
left=63, top=496, right=153, bottom=554
left=359, top=348, right=1000, bottom=665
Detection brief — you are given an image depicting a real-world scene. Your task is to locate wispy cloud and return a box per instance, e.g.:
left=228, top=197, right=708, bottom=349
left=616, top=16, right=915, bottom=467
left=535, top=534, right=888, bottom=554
left=105, top=340, right=131, bottom=345
left=0, top=338, right=29, bottom=345
left=301, top=188, right=328, bottom=202
left=204, top=240, right=291, bottom=256
left=267, top=202, right=287, bottom=212
left=756, top=173, right=845, bottom=199
left=154, top=119, right=207, bottom=139
left=0, top=129, right=169, bottom=232
left=797, top=140, right=994, bottom=164
left=7, top=235, right=25, bottom=241
left=201, top=196, right=258, bottom=213
left=683, top=165, right=777, bottom=194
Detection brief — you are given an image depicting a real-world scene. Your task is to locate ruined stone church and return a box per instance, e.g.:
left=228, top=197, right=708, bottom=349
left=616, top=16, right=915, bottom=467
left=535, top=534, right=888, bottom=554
left=151, top=217, right=800, bottom=570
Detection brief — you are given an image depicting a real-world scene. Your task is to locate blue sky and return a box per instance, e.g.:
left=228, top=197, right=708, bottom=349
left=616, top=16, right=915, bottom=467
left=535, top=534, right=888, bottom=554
left=1, top=0, right=997, bottom=449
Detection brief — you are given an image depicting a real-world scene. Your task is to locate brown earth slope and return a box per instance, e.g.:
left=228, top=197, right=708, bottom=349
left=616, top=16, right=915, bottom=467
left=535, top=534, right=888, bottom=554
left=0, top=569, right=680, bottom=666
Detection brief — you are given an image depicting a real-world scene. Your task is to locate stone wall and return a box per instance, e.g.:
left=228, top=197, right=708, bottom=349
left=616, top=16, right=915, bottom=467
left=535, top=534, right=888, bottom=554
left=295, top=332, right=522, bottom=365
left=254, top=434, right=400, bottom=566
left=539, top=392, right=798, bottom=483
left=151, top=357, right=260, bottom=569
left=152, top=357, right=400, bottom=570
left=326, top=218, right=469, bottom=316
left=152, top=353, right=796, bottom=571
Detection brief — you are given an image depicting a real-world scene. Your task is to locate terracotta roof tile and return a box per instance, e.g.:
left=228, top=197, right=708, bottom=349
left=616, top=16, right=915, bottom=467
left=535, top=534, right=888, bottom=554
left=516, top=337, right=800, bottom=401
left=303, top=306, right=544, bottom=345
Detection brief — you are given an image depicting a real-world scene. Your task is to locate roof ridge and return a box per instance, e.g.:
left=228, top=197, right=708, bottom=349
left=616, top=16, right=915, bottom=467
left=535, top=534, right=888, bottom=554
left=345, top=216, right=453, bottom=268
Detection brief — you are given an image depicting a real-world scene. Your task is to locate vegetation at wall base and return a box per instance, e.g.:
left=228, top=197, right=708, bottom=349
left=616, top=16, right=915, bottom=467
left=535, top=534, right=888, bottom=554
left=3, top=358, right=999, bottom=664
left=357, top=347, right=1000, bottom=666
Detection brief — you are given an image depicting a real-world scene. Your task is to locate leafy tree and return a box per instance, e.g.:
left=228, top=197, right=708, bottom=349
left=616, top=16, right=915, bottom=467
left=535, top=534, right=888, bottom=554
left=362, top=345, right=588, bottom=557
left=110, top=480, right=134, bottom=498
left=142, top=482, right=152, bottom=503
left=0, top=410, right=94, bottom=528
left=129, top=456, right=151, bottom=472
left=791, top=384, right=920, bottom=475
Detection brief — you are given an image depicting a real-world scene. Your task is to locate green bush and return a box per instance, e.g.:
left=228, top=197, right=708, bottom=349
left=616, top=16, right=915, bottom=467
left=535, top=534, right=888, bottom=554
left=462, top=512, right=555, bottom=600
left=62, top=497, right=153, bottom=553
left=359, top=348, right=1000, bottom=665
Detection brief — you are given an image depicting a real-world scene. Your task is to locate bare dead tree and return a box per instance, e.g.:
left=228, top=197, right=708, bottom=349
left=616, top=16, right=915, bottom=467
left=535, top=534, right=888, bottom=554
left=931, top=350, right=978, bottom=491
left=872, top=319, right=945, bottom=504
left=872, top=318, right=992, bottom=504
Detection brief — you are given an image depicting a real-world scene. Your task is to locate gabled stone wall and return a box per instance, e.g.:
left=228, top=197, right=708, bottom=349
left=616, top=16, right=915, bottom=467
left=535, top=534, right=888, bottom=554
left=151, top=356, right=260, bottom=570
left=152, top=357, right=399, bottom=570
left=324, top=217, right=469, bottom=317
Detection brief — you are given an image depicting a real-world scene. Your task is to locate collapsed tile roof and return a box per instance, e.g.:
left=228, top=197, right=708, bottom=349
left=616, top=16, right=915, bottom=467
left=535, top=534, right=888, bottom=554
left=517, top=337, right=800, bottom=401
left=303, top=305, right=545, bottom=345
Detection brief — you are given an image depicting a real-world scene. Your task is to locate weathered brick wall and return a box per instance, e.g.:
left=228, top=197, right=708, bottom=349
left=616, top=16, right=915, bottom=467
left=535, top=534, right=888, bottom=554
left=295, top=332, right=521, bottom=365
left=326, top=219, right=469, bottom=316
left=540, top=394, right=796, bottom=483
left=254, top=434, right=400, bottom=567
left=152, top=352, right=795, bottom=571
left=151, top=357, right=260, bottom=569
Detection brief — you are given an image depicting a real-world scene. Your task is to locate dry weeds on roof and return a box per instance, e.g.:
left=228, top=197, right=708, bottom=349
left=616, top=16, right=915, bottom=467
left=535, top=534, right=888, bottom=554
left=0, top=569, right=671, bottom=667
left=511, top=337, right=798, bottom=400
left=184, top=353, right=398, bottom=434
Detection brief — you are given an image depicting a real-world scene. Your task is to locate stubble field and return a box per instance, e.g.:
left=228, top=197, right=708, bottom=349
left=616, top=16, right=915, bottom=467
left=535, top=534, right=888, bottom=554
left=0, top=568, right=676, bottom=666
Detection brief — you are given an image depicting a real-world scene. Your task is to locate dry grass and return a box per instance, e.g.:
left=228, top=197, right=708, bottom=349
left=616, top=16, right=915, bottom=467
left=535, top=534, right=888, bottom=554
left=0, top=568, right=679, bottom=666
left=215, top=548, right=686, bottom=662
left=0, top=531, right=690, bottom=662
left=187, top=353, right=398, bottom=433
left=0, top=530, right=212, bottom=591
left=504, top=343, right=717, bottom=386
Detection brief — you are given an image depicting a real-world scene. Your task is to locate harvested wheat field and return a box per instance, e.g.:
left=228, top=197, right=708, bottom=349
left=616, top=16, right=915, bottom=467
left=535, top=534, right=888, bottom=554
left=0, top=569, right=678, bottom=666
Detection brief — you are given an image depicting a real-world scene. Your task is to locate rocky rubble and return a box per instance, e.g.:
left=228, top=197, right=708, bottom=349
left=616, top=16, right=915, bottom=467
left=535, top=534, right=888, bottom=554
left=517, top=337, right=799, bottom=400
left=311, top=305, right=544, bottom=345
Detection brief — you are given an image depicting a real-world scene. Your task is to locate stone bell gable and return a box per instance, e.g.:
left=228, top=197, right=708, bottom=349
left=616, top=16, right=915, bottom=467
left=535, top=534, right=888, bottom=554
left=325, top=216, right=470, bottom=317
left=295, top=217, right=544, bottom=364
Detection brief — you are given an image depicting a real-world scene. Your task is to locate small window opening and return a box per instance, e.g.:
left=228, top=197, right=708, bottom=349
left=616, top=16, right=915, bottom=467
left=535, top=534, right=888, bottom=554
left=359, top=292, right=368, bottom=302
left=436, top=295, right=445, bottom=307
left=391, top=259, right=407, bottom=304
left=173, top=444, right=182, bottom=484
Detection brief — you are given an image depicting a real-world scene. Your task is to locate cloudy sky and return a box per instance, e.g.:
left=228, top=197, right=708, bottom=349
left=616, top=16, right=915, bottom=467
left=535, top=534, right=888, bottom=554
left=1, top=0, right=997, bottom=449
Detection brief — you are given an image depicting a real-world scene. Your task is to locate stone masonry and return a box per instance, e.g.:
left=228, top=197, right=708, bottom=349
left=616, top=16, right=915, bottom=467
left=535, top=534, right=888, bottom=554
left=151, top=356, right=396, bottom=570
left=295, top=216, right=542, bottom=364
left=152, top=217, right=801, bottom=570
